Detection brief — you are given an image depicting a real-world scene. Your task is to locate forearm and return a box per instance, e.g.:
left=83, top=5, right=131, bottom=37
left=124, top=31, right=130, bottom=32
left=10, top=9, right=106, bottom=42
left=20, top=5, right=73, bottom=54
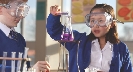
left=46, top=13, right=63, bottom=40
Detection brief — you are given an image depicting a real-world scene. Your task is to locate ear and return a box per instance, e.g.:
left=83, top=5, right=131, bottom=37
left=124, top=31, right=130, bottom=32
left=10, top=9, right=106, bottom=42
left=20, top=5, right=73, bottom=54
left=110, top=21, right=116, bottom=28
left=0, top=6, right=3, bottom=15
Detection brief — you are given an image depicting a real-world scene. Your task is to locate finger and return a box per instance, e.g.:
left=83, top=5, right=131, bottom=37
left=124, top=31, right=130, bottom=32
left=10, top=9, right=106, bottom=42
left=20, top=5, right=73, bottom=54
left=42, top=69, right=49, bottom=72
left=38, top=61, right=48, bottom=64
left=38, top=61, right=50, bottom=68
left=39, top=66, right=50, bottom=72
left=57, top=6, right=61, bottom=11
left=58, top=9, right=60, bottom=11
left=55, top=6, right=59, bottom=12
left=55, top=5, right=58, bottom=7
left=50, top=6, right=55, bottom=11
left=39, top=62, right=50, bottom=69
left=38, top=61, right=47, bottom=64
left=54, top=5, right=60, bottom=12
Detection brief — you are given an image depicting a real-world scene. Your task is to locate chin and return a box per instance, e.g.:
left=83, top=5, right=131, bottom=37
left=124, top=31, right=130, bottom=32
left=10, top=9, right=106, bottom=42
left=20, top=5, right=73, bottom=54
left=94, top=34, right=106, bottom=38
left=11, top=25, right=17, bottom=28
left=94, top=34, right=102, bottom=38
left=13, top=23, right=18, bottom=27
left=94, top=35, right=101, bottom=38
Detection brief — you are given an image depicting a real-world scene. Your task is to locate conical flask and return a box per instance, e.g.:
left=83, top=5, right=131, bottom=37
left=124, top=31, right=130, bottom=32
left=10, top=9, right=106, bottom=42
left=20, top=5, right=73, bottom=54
left=61, top=15, right=74, bottom=41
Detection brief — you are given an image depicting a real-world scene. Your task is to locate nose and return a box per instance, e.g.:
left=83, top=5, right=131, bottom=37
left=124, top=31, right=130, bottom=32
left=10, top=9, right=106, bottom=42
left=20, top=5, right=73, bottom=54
left=16, top=14, right=24, bottom=19
left=20, top=14, right=25, bottom=18
left=19, top=15, right=24, bottom=19
left=93, top=23, right=99, bottom=28
left=15, top=17, right=23, bottom=21
left=93, top=20, right=99, bottom=28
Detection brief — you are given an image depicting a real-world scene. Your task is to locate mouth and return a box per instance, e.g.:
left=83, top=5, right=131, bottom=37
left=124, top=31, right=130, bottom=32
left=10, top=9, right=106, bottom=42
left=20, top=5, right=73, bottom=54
left=14, top=21, right=19, bottom=23
left=94, top=30, right=100, bottom=34
left=14, top=20, right=20, bottom=23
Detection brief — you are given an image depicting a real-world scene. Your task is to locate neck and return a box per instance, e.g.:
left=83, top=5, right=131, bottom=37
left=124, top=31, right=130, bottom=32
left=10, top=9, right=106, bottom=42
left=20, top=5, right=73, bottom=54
left=98, top=36, right=106, bottom=49
left=0, top=21, right=12, bottom=29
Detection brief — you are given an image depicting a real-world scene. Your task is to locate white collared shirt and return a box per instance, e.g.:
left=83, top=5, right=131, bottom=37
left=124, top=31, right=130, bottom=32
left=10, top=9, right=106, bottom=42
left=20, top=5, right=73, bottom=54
left=88, top=39, right=113, bottom=72
left=0, top=22, right=15, bottom=37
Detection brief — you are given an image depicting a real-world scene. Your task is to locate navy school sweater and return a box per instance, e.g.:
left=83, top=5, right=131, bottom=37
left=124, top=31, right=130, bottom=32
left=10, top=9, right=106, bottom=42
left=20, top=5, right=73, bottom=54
left=0, top=29, right=30, bottom=72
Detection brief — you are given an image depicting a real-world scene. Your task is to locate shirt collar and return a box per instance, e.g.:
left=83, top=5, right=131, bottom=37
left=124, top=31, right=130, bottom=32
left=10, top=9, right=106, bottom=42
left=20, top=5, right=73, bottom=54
left=92, top=39, right=113, bottom=51
left=0, top=22, right=15, bottom=37
left=106, top=41, right=113, bottom=51
left=92, top=39, right=112, bottom=45
left=92, top=39, right=98, bottom=44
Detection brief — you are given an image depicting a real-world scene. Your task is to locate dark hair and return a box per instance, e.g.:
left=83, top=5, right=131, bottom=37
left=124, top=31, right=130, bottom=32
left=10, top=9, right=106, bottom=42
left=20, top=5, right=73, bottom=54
left=88, top=4, right=120, bottom=44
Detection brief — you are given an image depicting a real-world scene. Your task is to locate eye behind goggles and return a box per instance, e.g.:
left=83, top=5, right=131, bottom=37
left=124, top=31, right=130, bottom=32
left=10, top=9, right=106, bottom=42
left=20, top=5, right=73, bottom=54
left=0, top=2, right=30, bottom=18
left=85, top=12, right=124, bottom=28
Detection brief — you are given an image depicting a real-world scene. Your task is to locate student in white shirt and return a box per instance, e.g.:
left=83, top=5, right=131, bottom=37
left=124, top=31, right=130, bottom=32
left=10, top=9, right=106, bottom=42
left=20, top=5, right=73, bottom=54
left=0, top=0, right=50, bottom=72
left=46, top=4, right=132, bottom=72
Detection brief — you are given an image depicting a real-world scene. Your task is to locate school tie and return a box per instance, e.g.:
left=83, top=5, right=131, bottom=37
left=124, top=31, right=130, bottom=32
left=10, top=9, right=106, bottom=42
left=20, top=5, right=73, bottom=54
left=9, top=30, right=18, bottom=41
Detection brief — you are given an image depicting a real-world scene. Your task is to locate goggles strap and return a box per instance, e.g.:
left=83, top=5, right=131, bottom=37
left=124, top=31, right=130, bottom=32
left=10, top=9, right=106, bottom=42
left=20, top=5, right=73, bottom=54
left=113, top=19, right=124, bottom=24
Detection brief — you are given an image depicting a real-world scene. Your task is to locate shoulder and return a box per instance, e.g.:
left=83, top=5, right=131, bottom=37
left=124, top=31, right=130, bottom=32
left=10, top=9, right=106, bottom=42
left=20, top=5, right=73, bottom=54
left=117, top=41, right=129, bottom=54
left=118, top=41, right=127, bottom=47
left=73, top=30, right=87, bottom=40
left=17, top=33, right=26, bottom=47
left=118, top=41, right=128, bottom=49
left=73, top=30, right=87, bottom=36
left=17, top=32, right=24, bottom=39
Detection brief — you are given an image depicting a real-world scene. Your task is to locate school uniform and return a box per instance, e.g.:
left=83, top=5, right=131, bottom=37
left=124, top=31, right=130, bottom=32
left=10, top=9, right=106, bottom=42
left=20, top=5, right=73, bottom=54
left=88, top=39, right=113, bottom=71
left=46, top=13, right=132, bottom=72
left=0, top=22, right=30, bottom=72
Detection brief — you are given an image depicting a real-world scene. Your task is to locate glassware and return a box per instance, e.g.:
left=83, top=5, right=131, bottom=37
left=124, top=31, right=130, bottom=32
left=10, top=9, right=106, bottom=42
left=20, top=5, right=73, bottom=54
left=45, top=55, right=50, bottom=63
left=16, top=52, right=23, bottom=72
left=57, top=12, right=69, bottom=15
left=22, top=47, right=29, bottom=71
left=11, top=52, right=16, bottom=72
left=61, top=12, right=74, bottom=42
left=84, top=67, right=101, bottom=72
left=0, top=48, right=33, bottom=72
left=1, top=52, right=7, bottom=72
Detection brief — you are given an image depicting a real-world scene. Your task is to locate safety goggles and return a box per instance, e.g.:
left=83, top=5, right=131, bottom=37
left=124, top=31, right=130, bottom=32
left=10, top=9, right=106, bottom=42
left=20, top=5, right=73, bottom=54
left=0, top=0, right=30, bottom=18
left=85, top=12, right=114, bottom=28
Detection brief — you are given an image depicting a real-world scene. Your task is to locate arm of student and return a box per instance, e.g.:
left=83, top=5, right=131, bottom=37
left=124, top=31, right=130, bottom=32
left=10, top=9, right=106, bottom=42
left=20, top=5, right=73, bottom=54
left=46, top=14, right=86, bottom=51
left=46, top=13, right=63, bottom=40
left=120, top=44, right=132, bottom=72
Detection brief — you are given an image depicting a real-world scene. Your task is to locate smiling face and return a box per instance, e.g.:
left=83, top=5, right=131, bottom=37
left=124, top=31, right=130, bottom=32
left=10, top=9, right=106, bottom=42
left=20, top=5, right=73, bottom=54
left=90, top=8, right=112, bottom=38
left=0, top=0, right=29, bottom=28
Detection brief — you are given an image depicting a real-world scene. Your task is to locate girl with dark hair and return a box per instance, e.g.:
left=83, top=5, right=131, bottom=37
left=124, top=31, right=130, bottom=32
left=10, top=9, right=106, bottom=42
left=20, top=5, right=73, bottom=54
left=47, top=4, right=132, bottom=72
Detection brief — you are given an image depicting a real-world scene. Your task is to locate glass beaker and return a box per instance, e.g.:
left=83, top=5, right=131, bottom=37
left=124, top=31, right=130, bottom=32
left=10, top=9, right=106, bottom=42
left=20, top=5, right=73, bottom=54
left=61, top=14, right=74, bottom=42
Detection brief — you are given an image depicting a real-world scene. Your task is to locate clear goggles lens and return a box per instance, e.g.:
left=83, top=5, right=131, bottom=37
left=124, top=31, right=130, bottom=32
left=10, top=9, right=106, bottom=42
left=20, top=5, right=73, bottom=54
left=7, top=1, right=30, bottom=18
left=85, top=12, right=113, bottom=28
left=16, top=3, right=30, bottom=18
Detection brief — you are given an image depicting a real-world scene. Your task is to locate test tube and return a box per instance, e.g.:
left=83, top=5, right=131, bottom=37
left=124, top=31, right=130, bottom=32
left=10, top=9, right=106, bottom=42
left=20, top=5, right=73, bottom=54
left=84, top=68, right=89, bottom=72
left=16, top=52, right=23, bottom=72
left=1, top=52, right=7, bottom=72
left=24, top=47, right=29, bottom=58
left=65, top=54, right=69, bottom=72
left=45, top=55, right=50, bottom=63
left=29, top=67, right=36, bottom=72
left=23, top=47, right=29, bottom=71
left=11, top=52, right=16, bottom=72
left=57, top=12, right=68, bottom=15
